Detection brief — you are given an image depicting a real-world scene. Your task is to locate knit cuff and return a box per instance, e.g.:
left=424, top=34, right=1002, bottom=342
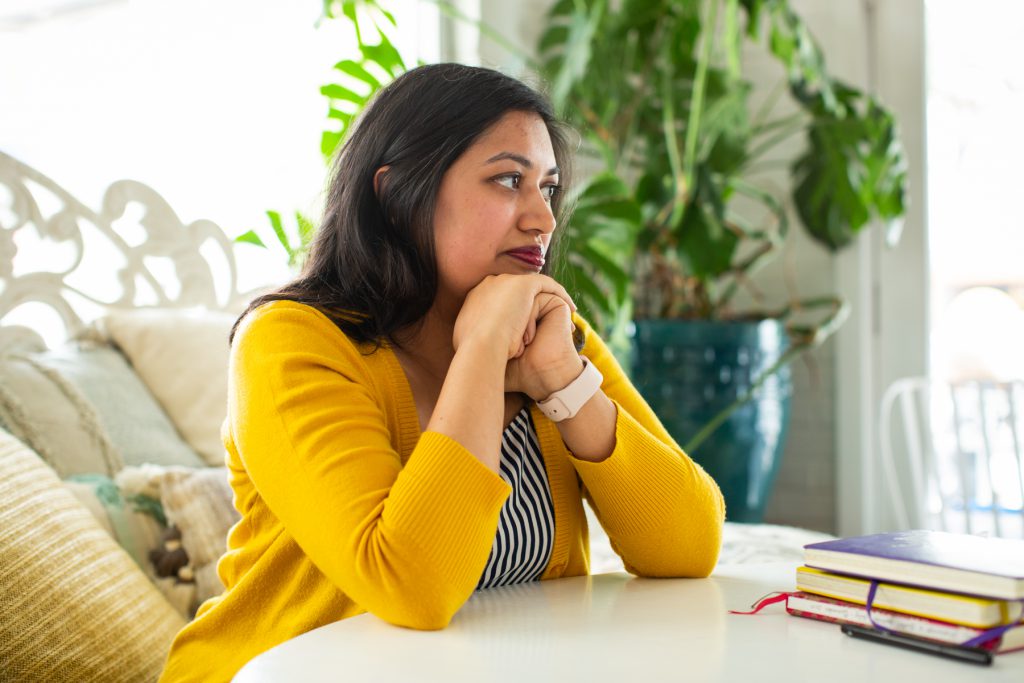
left=383, top=431, right=511, bottom=580
left=568, top=402, right=709, bottom=537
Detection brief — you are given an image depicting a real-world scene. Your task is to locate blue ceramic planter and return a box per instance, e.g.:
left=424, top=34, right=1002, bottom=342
left=630, top=319, right=792, bottom=523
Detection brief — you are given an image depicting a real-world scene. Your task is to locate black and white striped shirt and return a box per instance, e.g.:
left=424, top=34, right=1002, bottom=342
left=476, top=407, right=554, bottom=589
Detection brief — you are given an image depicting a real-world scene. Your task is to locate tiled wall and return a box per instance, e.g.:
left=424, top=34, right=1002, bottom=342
left=763, top=340, right=837, bottom=533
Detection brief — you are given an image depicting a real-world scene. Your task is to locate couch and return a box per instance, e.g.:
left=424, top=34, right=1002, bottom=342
left=0, top=150, right=833, bottom=682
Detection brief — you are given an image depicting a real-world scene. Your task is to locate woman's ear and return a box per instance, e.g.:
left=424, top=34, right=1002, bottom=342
left=373, top=166, right=390, bottom=196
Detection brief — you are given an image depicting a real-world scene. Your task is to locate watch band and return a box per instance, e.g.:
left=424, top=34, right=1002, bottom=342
left=536, top=357, right=603, bottom=423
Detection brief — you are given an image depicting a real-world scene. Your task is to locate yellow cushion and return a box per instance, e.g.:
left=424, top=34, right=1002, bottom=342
left=0, top=428, right=186, bottom=682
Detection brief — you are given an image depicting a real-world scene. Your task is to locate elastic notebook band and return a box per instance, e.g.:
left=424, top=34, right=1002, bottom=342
left=864, top=580, right=898, bottom=635
left=729, top=591, right=798, bottom=615
left=732, top=588, right=1024, bottom=650
left=867, top=581, right=1024, bottom=650
left=960, top=598, right=1024, bottom=649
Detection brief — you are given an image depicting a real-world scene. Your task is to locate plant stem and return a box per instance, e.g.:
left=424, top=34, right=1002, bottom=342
left=615, top=28, right=655, bottom=178
left=751, top=112, right=805, bottom=138
left=751, top=82, right=786, bottom=129
left=661, top=44, right=685, bottom=226
left=743, top=119, right=806, bottom=166
left=682, top=0, right=720, bottom=191
left=724, top=0, right=740, bottom=79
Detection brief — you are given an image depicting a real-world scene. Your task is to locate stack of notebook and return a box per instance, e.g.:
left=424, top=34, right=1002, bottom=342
left=788, top=530, right=1024, bottom=655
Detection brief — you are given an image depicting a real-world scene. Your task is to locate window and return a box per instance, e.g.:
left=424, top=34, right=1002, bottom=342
left=0, top=0, right=440, bottom=291
left=927, top=0, right=1024, bottom=384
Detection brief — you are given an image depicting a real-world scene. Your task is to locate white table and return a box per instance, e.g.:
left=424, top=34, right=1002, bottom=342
left=234, top=562, right=1024, bottom=682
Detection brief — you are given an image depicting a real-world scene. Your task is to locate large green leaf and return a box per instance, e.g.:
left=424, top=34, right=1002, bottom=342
left=569, top=173, right=642, bottom=252
left=555, top=172, right=642, bottom=332
left=234, top=230, right=265, bottom=248
left=674, top=165, right=737, bottom=279
left=318, top=21, right=406, bottom=161
left=700, top=69, right=753, bottom=176
left=791, top=84, right=907, bottom=250
left=548, top=0, right=605, bottom=113
left=319, top=84, right=368, bottom=106
left=333, top=59, right=384, bottom=91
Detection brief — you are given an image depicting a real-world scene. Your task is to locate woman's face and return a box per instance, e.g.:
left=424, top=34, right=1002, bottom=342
left=432, top=110, right=560, bottom=307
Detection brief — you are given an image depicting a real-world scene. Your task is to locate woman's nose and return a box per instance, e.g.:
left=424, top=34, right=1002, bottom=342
left=520, top=188, right=557, bottom=234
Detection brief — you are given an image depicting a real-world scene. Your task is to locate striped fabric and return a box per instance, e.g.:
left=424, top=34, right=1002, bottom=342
left=477, top=407, right=555, bottom=589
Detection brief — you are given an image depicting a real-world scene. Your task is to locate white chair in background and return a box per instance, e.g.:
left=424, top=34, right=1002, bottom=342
left=878, top=377, right=1024, bottom=538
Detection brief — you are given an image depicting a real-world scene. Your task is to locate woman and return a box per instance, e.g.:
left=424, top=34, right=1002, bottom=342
left=159, top=63, right=724, bottom=683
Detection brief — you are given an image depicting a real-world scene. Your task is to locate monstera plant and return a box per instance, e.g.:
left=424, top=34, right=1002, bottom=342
left=538, top=0, right=905, bottom=337
left=241, top=0, right=908, bottom=521
left=534, top=0, right=906, bottom=520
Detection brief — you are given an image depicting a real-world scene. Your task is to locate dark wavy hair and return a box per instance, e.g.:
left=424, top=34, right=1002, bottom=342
left=231, top=63, right=574, bottom=347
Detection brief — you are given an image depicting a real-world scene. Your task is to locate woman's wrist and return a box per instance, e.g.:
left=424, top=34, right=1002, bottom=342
left=534, top=355, right=586, bottom=401
left=454, top=333, right=513, bottom=370
left=555, top=390, right=617, bottom=462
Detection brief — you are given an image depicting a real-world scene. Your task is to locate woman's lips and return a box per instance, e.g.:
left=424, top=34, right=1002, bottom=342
left=504, top=246, right=545, bottom=268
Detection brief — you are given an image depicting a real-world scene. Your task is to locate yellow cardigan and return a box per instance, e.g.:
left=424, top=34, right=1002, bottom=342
left=159, top=300, right=724, bottom=683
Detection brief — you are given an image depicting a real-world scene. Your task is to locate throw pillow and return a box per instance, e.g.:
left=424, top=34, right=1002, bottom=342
left=62, top=474, right=198, bottom=619
left=90, top=308, right=236, bottom=466
left=0, top=427, right=186, bottom=682
left=118, top=464, right=240, bottom=612
left=0, top=350, right=121, bottom=477
left=40, top=344, right=207, bottom=468
left=0, top=342, right=206, bottom=477
left=63, top=474, right=166, bottom=571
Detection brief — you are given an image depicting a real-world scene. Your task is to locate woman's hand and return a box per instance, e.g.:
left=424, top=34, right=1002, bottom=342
left=504, top=293, right=584, bottom=401
left=452, top=274, right=575, bottom=361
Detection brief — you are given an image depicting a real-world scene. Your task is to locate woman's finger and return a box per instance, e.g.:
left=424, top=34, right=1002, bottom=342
left=527, top=274, right=576, bottom=311
left=533, top=292, right=569, bottom=322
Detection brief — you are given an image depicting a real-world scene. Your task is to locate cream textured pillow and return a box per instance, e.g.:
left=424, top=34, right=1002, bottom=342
left=92, top=308, right=236, bottom=466
left=0, top=428, right=186, bottom=682
left=0, top=351, right=122, bottom=477
left=62, top=474, right=165, bottom=571
left=0, top=343, right=207, bottom=476
left=118, top=464, right=240, bottom=612
left=62, top=474, right=198, bottom=619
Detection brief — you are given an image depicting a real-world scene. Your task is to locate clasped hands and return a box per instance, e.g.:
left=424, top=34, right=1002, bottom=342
left=453, top=274, right=584, bottom=401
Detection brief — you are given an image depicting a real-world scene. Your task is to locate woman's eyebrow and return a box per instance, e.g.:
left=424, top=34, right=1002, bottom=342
left=485, top=151, right=559, bottom=176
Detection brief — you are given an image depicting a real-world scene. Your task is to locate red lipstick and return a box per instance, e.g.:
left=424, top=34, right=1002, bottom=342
left=504, top=245, right=545, bottom=269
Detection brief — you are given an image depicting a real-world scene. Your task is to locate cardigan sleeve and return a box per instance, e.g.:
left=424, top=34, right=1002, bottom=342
left=567, top=314, right=726, bottom=578
left=229, top=302, right=510, bottom=629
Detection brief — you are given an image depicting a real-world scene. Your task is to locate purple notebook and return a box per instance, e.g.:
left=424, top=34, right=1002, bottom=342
left=803, top=530, right=1024, bottom=599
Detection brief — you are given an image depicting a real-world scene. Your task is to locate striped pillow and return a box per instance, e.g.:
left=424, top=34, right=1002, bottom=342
left=0, top=428, right=186, bottom=682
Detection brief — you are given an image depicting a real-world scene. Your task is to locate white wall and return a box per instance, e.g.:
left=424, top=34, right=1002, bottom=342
left=834, top=0, right=928, bottom=535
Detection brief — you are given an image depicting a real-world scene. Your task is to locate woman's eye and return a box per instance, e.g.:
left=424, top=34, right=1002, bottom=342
left=495, top=173, right=521, bottom=189
left=542, top=184, right=561, bottom=201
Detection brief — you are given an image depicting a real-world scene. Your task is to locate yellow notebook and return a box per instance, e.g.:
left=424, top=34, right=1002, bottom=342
left=796, top=565, right=1024, bottom=629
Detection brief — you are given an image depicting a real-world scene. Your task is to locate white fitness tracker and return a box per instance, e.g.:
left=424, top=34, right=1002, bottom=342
left=536, top=357, right=603, bottom=423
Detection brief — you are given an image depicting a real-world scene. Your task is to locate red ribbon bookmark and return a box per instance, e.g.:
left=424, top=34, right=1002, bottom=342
left=729, top=591, right=799, bottom=615
left=729, top=585, right=1024, bottom=653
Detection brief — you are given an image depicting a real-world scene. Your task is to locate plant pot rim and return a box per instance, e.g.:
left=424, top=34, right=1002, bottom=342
left=632, top=316, right=787, bottom=325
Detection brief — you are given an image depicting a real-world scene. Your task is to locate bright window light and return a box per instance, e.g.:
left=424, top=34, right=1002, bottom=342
left=927, top=0, right=1024, bottom=381
left=0, top=0, right=439, bottom=292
